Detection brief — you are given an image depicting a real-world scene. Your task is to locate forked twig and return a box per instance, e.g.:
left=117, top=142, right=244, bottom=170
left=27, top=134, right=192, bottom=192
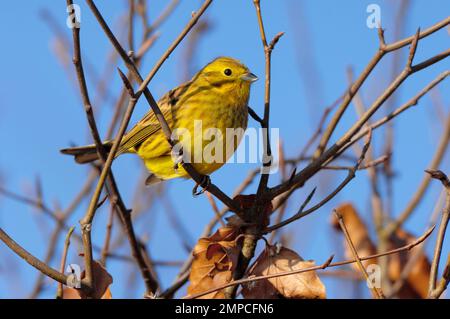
left=334, top=210, right=385, bottom=299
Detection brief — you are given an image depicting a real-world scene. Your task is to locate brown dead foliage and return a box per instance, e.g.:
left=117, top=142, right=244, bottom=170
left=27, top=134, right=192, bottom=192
left=331, top=202, right=431, bottom=298
left=63, top=260, right=113, bottom=299
left=242, top=245, right=326, bottom=299
left=187, top=226, right=242, bottom=298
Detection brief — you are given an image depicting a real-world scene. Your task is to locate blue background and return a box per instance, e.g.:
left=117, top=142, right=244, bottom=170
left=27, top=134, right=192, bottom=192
left=0, top=0, right=449, bottom=298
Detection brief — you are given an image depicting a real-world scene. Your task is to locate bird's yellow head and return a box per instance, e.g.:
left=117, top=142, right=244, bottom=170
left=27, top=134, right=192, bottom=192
left=195, top=57, right=258, bottom=94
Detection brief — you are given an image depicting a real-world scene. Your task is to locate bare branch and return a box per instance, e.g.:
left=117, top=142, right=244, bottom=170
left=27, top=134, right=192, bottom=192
left=86, top=0, right=239, bottom=213
left=56, top=226, right=75, bottom=299
left=334, top=210, right=385, bottom=298
left=0, top=228, right=70, bottom=288
left=427, top=170, right=450, bottom=298
left=265, top=130, right=373, bottom=233
left=312, top=17, right=449, bottom=160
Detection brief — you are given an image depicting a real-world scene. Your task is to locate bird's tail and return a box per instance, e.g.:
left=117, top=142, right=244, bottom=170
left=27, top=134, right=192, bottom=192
left=60, top=141, right=113, bottom=164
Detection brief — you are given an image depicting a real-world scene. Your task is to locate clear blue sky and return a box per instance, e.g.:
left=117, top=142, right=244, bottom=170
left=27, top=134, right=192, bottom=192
left=0, top=0, right=449, bottom=298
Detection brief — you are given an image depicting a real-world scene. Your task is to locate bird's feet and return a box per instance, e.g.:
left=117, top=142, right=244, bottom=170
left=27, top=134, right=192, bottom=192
left=192, top=175, right=211, bottom=196
left=171, top=148, right=184, bottom=172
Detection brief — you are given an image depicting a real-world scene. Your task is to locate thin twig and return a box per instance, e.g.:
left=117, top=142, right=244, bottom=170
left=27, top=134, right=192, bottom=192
left=224, top=0, right=284, bottom=299
left=206, top=192, right=226, bottom=227
left=328, top=71, right=449, bottom=168
left=56, top=226, right=75, bottom=299
left=68, top=0, right=160, bottom=296
left=384, top=114, right=450, bottom=236
left=265, top=130, right=373, bottom=233
left=426, top=170, right=450, bottom=298
left=0, top=228, right=70, bottom=288
left=100, top=207, right=114, bottom=266
left=334, top=210, right=385, bottom=299
left=312, top=17, right=450, bottom=159
left=388, top=190, right=444, bottom=297
left=66, top=0, right=108, bottom=293
left=86, top=0, right=239, bottom=213
left=144, top=0, right=180, bottom=38
left=128, top=0, right=135, bottom=53
left=347, top=65, right=390, bottom=293
left=270, top=44, right=449, bottom=200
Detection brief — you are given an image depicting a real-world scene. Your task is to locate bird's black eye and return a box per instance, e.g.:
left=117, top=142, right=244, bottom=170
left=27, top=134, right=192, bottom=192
left=224, top=68, right=232, bottom=76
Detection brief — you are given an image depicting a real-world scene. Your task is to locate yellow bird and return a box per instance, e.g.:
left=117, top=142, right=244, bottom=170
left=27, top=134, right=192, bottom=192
left=61, top=57, right=258, bottom=185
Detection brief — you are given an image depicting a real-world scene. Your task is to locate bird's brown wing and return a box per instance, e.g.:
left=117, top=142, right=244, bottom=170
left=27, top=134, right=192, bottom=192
left=117, top=81, right=192, bottom=155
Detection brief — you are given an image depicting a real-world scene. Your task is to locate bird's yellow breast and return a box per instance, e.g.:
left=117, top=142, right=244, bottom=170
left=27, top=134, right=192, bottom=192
left=138, top=82, right=250, bottom=180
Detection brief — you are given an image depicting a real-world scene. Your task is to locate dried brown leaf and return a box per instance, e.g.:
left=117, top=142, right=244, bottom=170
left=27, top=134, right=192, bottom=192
left=242, top=246, right=326, bottom=299
left=64, top=260, right=113, bottom=299
left=187, top=226, right=242, bottom=299
left=388, top=228, right=431, bottom=298
left=332, top=202, right=431, bottom=298
left=61, top=287, right=82, bottom=299
left=62, top=287, right=112, bottom=299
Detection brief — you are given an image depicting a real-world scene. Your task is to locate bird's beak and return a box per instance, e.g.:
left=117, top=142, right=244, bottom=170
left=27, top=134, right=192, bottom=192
left=241, top=72, right=258, bottom=83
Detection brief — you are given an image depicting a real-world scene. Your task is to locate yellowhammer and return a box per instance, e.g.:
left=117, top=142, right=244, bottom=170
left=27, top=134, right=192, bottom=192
left=61, top=57, right=258, bottom=185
